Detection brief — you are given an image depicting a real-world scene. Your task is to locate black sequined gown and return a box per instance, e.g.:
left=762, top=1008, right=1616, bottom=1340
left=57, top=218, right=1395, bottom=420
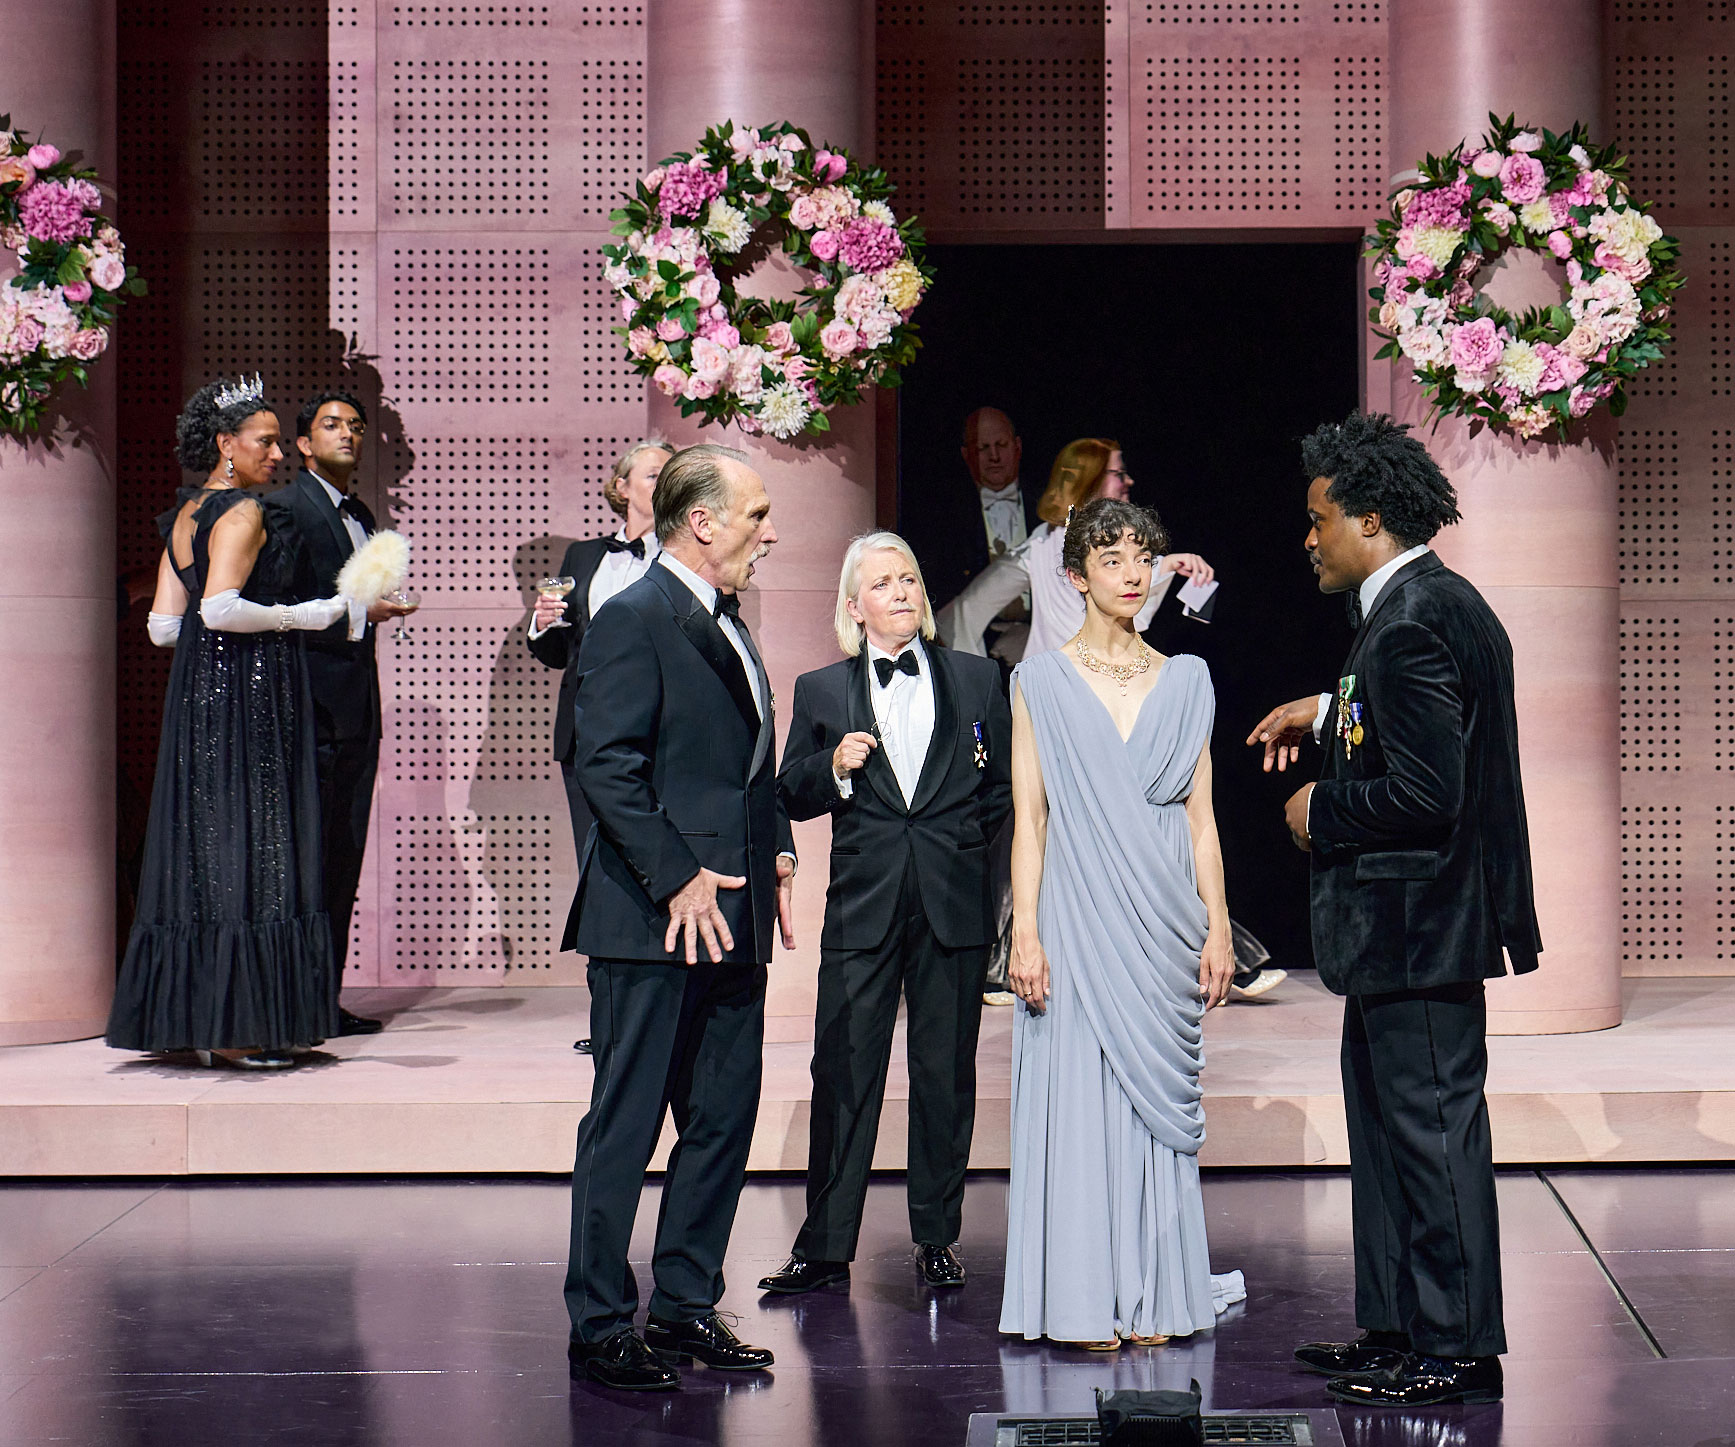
left=107, top=488, right=339, bottom=1052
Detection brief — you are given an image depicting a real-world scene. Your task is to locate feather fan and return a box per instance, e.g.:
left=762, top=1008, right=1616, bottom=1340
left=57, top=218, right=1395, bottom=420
left=336, top=529, right=411, bottom=606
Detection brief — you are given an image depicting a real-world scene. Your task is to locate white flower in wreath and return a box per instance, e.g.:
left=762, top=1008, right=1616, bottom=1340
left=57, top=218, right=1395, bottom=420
left=703, top=198, right=752, bottom=254
left=1510, top=131, right=1544, bottom=153
left=1508, top=404, right=1554, bottom=439
left=874, top=258, right=923, bottom=312
left=1403, top=225, right=1462, bottom=273
left=1398, top=326, right=1450, bottom=367
left=759, top=382, right=812, bottom=440
left=685, top=271, right=722, bottom=309
left=1589, top=207, right=1663, bottom=265
left=604, top=259, right=633, bottom=290
left=1569, top=144, right=1592, bottom=171
left=859, top=308, right=898, bottom=349
left=632, top=274, right=658, bottom=301
left=1518, top=199, right=1556, bottom=234
left=1497, top=340, right=1547, bottom=396
left=730, top=127, right=763, bottom=161
left=861, top=200, right=895, bottom=227
left=1454, top=367, right=1493, bottom=394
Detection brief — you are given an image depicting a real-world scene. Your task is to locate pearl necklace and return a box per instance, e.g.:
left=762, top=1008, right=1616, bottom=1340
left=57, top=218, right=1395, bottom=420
left=1073, top=632, right=1152, bottom=696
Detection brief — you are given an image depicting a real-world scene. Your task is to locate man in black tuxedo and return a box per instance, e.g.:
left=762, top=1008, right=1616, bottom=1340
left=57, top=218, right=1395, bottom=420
left=280, top=390, right=411, bottom=1036
left=561, top=442, right=795, bottom=1392
left=757, top=532, right=1011, bottom=1296
left=903, top=405, right=1037, bottom=614
left=1250, top=413, right=1542, bottom=1408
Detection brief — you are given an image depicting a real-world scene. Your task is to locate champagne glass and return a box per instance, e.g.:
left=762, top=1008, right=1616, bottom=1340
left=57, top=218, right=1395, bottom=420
left=387, top=587, right=420, bottom=642
left=537, top=575, right=577, bottom=629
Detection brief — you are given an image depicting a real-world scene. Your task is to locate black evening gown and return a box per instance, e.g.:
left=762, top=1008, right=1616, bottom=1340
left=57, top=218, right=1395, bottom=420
left=106, top=488, right=339, bottom=1052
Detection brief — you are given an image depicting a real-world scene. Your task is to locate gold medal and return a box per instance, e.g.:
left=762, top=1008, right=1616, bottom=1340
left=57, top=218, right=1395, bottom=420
left=1351, top=724, right=1364, bottom=746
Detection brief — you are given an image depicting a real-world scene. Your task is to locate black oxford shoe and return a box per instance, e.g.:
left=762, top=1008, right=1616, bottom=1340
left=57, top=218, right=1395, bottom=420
left=567, top=1327, right=680, bottom=1391
left=916, top=1243, right=966, bottom=1287
left=1328, top=1353, right=1503, bottom=1406
left=1294, top=1329, right=1411, bottom=1376
left=645, top=1312, right=773, bottom=1371
left=337, top=1008, right=383, bottom=1036
left=573, top=1038, right=592, bottom=1054
left=758, top=1256, right=850, bottom=1295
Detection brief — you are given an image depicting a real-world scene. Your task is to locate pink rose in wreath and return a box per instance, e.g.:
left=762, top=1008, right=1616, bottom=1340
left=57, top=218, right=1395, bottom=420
left=62, top=280, right=92, bottom=303
left=25, top=143, right=60, bottom=171
left=1449, top=316, right=1504, bottom=378
left=90, top=254, right=127, bottom=292
left=1498, top=153, right=1546, bottom=205
left=652, top=363, right=688, bottom=397
left=810, top=230, right=840, bottom=263
left=70, top=327, right=107, bottom=361
left=820, top=319, right=859, bottom=358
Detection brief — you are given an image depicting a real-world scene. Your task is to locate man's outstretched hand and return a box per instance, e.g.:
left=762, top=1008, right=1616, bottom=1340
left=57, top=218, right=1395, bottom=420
left=1247, top=696, right=1322, bottom=773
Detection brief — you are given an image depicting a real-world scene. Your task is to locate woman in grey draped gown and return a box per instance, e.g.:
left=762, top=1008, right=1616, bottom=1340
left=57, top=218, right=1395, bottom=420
left=1001, top=497, right=1244, bottom=1347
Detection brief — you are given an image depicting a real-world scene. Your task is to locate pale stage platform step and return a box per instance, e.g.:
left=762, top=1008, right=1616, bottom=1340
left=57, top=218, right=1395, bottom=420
left=3, top=975, right=1732, bottom=1176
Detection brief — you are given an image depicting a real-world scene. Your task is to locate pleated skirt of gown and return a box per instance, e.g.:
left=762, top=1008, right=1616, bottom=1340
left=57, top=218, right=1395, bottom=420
left=999, top=942, right=1219, bottom=1343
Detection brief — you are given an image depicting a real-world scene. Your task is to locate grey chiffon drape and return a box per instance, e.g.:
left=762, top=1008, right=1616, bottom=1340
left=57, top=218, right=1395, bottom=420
left=999, top=650, right=1237, bottom=1342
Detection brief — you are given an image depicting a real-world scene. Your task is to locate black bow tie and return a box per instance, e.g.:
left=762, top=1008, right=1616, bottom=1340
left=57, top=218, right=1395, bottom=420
left=713, top=592, right=742, bottom=623
left=874, top=650, right=921, bottom=686
left=338, top=494, right=368, bottom=522
left=605, top=535, right=646, bottom=559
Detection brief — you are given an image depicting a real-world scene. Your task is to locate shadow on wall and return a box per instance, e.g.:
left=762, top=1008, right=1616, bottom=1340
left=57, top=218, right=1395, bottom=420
left=467, top=536, right=568, bottom=972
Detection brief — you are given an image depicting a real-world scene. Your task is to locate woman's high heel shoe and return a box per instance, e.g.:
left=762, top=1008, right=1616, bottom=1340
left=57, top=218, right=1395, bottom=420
left=194, top=1049, right=296, bottom=1070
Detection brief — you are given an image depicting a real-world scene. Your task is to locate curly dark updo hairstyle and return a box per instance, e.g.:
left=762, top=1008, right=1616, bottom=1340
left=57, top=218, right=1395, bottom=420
left=1061, top=496, right=1170, bottom=579
left=174, top=379, right=277, bottom=474
left=1300, top=412, right=1462, bottom=549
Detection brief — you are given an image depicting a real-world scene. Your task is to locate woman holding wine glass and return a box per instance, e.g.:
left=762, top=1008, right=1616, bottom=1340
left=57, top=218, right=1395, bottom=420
left=528, top=438, right=670, bottom=1044
left=107, top=378, right=353, bottom=1068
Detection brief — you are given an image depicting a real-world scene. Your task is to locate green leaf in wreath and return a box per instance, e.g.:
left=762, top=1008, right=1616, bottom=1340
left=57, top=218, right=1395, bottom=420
left=808, top=411, right=831, bottom=434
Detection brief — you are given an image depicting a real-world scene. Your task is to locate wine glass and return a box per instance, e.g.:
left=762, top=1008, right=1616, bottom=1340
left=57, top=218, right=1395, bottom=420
left=537, top=575, right=577, bottom=628
left=387, top=587, right=421, bottom=642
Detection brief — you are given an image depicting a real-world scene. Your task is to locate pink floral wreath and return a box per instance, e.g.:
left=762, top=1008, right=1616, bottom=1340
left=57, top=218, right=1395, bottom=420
left=1, top=115, right=145, bottom=437
left=1367, top=115, right=1683, bottom=440
left=602, top=121, right=931, bottom=441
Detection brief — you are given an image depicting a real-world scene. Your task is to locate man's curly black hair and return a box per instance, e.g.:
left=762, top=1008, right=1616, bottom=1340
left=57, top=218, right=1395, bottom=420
left=1300, top=412, right=1462, bottom=549
left=174, top=380, right=276, bottom=474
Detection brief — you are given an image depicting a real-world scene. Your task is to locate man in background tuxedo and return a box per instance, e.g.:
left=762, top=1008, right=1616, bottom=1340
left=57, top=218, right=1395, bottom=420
left=562, top=442, right=795, bottom=1392
left=905, top=406, right=1036, bottom=616
left=1250, top=413, right=1541, bottom=1408
left=281, top=390, right=410, bottom=1036
left=758, top=532, right=1011, bottom=1297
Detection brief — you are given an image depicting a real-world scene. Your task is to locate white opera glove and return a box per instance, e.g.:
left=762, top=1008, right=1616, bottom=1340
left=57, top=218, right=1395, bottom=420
left=146, top=612, right=183, bottom=648
left=200, top=589, right=347, bottom=634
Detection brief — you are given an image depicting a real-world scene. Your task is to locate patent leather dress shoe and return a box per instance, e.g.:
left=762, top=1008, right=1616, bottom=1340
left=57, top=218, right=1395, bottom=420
left=573, top=1038, right=592, bottom=1054
left=758, top=1256, right=850, bottom=1295
left=1294, top=1330, right=1410, bottom=1376
left=645, top=1312, right=773, bottom=1371
left=1328, top=1353, right=1503, bottom=1406
left=337, top=1008, right=383, bottom=1036
left=568, top=1328, right=680, bottom=1391
left=916, top=1243, right=966, bottom=1287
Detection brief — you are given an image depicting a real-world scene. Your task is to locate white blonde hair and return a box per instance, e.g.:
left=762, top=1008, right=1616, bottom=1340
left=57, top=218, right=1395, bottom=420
left=602, top=436, right=672, bottom=518
left=834, top=531, right=937, bottom=657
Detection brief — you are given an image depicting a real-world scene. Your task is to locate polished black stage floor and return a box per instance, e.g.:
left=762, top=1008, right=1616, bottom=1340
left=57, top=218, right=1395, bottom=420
left=0, top=1170, right=1731, bottom=1445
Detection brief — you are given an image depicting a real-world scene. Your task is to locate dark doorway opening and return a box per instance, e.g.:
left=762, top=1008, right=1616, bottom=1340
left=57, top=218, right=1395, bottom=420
left=897, top=240, right=1361, bottom=971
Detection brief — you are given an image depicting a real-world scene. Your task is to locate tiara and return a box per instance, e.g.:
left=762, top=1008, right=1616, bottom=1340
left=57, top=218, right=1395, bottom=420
left=214, top=373, right=265, bottom=410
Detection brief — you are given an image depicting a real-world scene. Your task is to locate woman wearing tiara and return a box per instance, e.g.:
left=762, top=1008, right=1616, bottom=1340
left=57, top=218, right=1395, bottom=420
left=1000, top=496, right=1244, bottom=1348
left=107, top=378, right=353, bottom=1068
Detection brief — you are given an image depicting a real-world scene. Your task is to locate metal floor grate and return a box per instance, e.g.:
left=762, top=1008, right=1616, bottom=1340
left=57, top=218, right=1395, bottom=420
left=998, top=1416, right=1314, bottom=1446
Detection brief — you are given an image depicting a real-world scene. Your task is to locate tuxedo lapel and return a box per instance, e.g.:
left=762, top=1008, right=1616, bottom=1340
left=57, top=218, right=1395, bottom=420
left=295, top=471, right=358, bottom=570
left=906, top=643, right=957, bottom=817
left=651, top=566, right=761, bottom=737
left=847, top=652, right=907, bottom=815
left=734, top=613, right=775, bottom=777
left=1343, top=553, right=1442, bottom=677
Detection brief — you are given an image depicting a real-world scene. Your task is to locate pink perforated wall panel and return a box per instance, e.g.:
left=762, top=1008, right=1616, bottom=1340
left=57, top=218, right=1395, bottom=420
left=1610, top=2, right=1735, bottom=975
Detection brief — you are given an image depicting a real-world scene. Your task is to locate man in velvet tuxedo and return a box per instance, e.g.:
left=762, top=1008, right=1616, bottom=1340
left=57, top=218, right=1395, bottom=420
left=561, top=442, right=796, bottom=1392
left=280, top=390, right=410, bottom=1036
left=1250, top=413, right=1541, bottom=1408
left=904, top=406, right=1037, bottom=614
left=757, top=533, right=1011, bottom=1297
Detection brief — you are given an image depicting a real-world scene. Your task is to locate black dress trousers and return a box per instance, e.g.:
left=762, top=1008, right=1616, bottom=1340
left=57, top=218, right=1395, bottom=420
left=563, top=956, right=766, bottom=1343
left=314, top=723, right=379, bottom=978
left=796, top=852, right=987, bottom=1262
left=1342, top=980, right=1507, bottom=1358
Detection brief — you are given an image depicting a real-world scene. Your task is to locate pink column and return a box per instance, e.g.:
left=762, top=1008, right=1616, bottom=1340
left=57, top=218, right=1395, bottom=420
left=1382, top=0, right=1620, bottom=1033
left=646, top=0, right=876, bottom=1014
left=0, top=1, right=119, bottom=1044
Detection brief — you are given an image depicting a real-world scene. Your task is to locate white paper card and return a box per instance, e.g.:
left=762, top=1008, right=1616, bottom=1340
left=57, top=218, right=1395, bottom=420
left=1176, top=576, right=1220, bottom=614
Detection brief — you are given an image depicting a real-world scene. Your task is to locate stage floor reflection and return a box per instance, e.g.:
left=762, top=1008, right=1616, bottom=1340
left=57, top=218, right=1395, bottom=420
left=0, top=1169, right=1730, bottom=1446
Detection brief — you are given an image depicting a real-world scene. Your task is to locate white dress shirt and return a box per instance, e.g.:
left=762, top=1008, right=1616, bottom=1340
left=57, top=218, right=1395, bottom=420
left=978, top=479, right=1028, bottom=557
left=589, top=529, right=659, bottom=619
left=1310, top=546, right=1433, bottom=740
left=312, top=471, right=369, bottom=642
left=942, top=522, right=1175, bottom=658
left=835, top=636, right=935, bottom=805
left=657, top=551, right=764, bottom=719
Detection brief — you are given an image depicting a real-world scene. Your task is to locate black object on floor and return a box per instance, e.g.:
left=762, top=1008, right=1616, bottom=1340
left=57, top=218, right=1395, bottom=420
left=336, top=1008, right=383, bottom=1036
left=573, top=1038, right=592, bottom=1054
